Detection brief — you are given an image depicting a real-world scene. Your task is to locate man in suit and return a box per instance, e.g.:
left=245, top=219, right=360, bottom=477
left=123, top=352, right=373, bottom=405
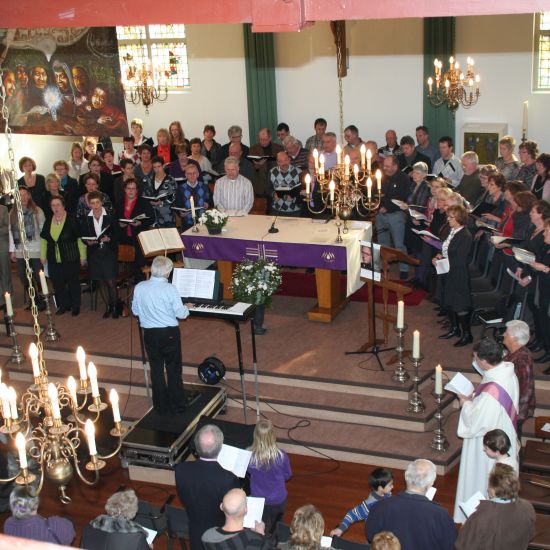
left=175, top=424, right=240, bottom=550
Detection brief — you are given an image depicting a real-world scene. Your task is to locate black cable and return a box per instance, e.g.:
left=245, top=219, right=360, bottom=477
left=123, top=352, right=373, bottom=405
left=121, top=286, right=136, bottom=418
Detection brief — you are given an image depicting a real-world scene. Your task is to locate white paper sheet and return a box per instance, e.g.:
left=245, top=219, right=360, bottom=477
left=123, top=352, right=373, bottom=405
left=435, top=258, right=450, bottom=275
left=217, top=444, right=252, bottom=478
left=243, top=497, right=265, bottom=529
left=321, top=536, right=333, bottom=548
left=445, top=372, right=475, bottom=396
left=425, top=486, right=437, bottom=501
left=142, top=526, right=157, bottom=545
left=459, top=491, right=486, bottom=518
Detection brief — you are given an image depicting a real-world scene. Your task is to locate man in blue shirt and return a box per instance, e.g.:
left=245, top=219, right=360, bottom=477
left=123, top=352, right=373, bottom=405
left=132, top=255, right=191, bottom=415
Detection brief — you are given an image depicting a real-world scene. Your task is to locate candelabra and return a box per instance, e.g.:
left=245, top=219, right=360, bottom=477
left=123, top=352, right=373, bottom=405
left=391, top=324, right=410, bottom=383
left=431, top=390, right=449, bottom=452
left=124, top=63, right=168, bottom=114
left=408, top=353, right=425, bottom=413
left=6, top=315, right=24, bottom=364
left=427, top=56, right=481, bottom=114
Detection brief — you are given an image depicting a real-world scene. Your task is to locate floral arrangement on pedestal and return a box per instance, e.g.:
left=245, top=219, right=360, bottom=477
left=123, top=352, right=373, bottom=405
left=199, top=209, right=228, bottom=234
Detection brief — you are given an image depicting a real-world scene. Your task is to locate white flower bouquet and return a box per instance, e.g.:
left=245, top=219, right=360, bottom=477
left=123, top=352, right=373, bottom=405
left=231, top=258, right=282, bottom=306
left=199, top=208, right=229, bottom=233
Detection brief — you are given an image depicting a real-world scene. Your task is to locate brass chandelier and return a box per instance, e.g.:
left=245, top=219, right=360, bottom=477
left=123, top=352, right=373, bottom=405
left=0, top=79, right=126, bottom=503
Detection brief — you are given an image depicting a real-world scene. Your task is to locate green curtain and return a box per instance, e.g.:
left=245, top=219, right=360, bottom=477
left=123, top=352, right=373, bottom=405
left=423, top=17, right=456, bottom=143
left=243, top=24, right=278, bottom=142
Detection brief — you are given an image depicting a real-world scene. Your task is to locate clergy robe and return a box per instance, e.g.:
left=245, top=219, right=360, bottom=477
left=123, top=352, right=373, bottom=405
left=453, top=361, right=519, bottom=523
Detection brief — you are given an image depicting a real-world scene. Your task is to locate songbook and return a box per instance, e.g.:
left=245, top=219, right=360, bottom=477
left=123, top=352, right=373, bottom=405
left=459, top=491, right=486, bottom=519
left=171, top=206, right=206, bottom=213
left=321, top=537, right=333, bottom=548
left=243, top=497, right=265, bottom=529
left=425, top=487, right=437, bottom=501
left=472, top=216, right=501, bottom=233
left=81, top=225, right=110, bottom=241
left=141, top=527, right=157, bottom=545
left=411, top=228, right=440, bottom=240
left=137, top=227, right=184, bottom=257
left=217, top=444, right=252, bottom=478
left=247, top=154, right=276, bottom=161
left=512, top=247, right=536, bottom=265
left=118, top=213, right=149, bottom=224
left=142, top=191, right=172, bottom=201
left=445, top=372, right=474, bottom=396
left=409, top=209, right=428, bottom=221
left=434, top=258, right=450, bottom=275
left=391, top=199, right=408, bottom=209
left=491, top=236, right=521, bottom=246
left=172, top=268, right=218, bottom=300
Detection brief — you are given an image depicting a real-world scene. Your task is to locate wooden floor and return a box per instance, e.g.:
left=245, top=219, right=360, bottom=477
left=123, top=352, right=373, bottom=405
left=0, top=453, right=458, bottom=548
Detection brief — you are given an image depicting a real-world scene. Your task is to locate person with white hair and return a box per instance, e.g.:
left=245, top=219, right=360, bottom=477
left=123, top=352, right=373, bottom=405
left=503, top=319, right=535, bottom=437
left=213, top=156, right=254, bottom=214
left=366, top=459, right=457, bottom=550
left=455, top=151, right=483, bottom=204
left=132, top=255, right=195, bottom=415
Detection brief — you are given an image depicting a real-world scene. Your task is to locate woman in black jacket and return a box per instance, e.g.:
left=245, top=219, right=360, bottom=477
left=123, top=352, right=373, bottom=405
left=436, top=204, right=474, bottom=347
left=40, top=196, right=86, bottom=316
left=79, top=191, right=119, bottom=319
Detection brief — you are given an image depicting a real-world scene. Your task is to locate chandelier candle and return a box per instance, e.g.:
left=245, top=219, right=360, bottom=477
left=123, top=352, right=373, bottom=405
left=8, top=387, right=18, bottom=421
left=88, top=363, right=100, bottom=398
left=67, top=376, right=78, bottom=406
left=48, top=383, right=61, bottom=420
left=15, top=432, right=27, bottom=469
left=29, top=343, right=40, bottom=379
left=85, top=419, right=96, bottom=456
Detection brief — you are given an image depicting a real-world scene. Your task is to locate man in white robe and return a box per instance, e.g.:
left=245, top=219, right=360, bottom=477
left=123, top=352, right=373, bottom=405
left=454, top=338, right=519, bottom=523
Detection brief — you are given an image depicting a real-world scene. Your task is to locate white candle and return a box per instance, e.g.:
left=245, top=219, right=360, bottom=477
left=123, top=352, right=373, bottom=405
left=428, top=77, right=433, bottom=94
left=435, top=364, right=443, bottom=394
left=4, top=292, right=13, bottom=317
left=85, top=418, right=97, bottom=456
left=305, top=173, right=311, bottom=196
left=0, top=384, right=11, bottom=420
left=344, top=155, right=350, bottom=176
left=110, top=388, right=121, bottom=423
left=67, top=376, right=78, bottom=405
left=329, top=180, right=335, bottom=203
left=353, top=164, right=359, bottom=179
left=313, top=148, right=319, bottom=171
left=48, top=383, right=61, bottom=419
left=76, top=346, right=87, bottom=381
left=396, top=301, right=404, bottom=329
left=366, top=148, right=372, bottom=172
left=375, top=169, right=382, bottom=191
left=29, top=343, right=40, bottom=378
left=522, top=100, right=529, bottom=135
left=360, top=144, right=366, bottom=168
left=8, top=387, right=18, bottom=420
left=319, top=154, right=325, bottom=177
left=39, top=270, right=49, bottom=296
left=412, top=330, right=420, bottom=359
left=336, top=144, right=342, bottom=165
left=88, top=362, right=100, bottom=398
left=367, top=177, right=372, bottom=199
left=15, top=432, right=27, bottom=469
left=190, top=195, right=196, bottom=219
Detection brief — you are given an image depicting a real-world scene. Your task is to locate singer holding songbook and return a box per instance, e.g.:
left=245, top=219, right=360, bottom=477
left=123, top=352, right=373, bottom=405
left=267, top=151, right=302, bottom=217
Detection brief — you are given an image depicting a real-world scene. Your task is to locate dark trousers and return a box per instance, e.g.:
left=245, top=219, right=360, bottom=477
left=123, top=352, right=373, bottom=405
left=263, top=499, right=287, bottom=535
left=143, top=326, right=186, bottom=414
left=49, top=261, right=81, bottom=310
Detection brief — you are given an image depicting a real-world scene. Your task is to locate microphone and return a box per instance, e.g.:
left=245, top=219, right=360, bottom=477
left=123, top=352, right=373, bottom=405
left=268, top=216, right=279, bottom=234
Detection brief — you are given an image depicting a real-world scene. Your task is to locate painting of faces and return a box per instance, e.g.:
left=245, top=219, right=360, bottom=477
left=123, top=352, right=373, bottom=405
left=0, top=27, right=128, bottom=137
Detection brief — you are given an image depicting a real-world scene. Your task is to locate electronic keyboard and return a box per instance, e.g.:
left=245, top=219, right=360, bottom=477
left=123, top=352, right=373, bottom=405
left=186, top=300, right=255, bottom=321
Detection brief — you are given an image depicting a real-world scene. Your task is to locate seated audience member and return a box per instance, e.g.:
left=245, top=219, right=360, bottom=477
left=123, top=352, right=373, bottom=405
left=454, top=338, right=519, bottom=523
left=130, top=117, right=154, bottom=148
left=283, top=135, right=309, bottom=171
left=366, top=459, right=457, bottom=550
left=331, top=468, right=393, bottom=539
left=18, top=156, right=46, bottom=211
left=503, top=320, right=535, bottom=438
left=398, top=135, right=431, bottom=174
left=415, top=125, right=440, bottom=167
left=77, top=173, right=113, bottom=220
left=455, top=464, right=535, bottom=550
left=85, top=489, right=149, bottom=550
left=496, top=135, right=520, bottom=182
left=189, top=137, right=217, bottom=182
left=143, top=155, right=177, bottom=228
left=268, top=151, right=302, bottom=217
left=116, top=178, right=154, bottom=283
left=343, top=124, right=363, bottom=152
left=378, top=129, right=401, bottom=158
left=432, top=136, right=463, bottom=188
left=175, top=424, right=240, bottom=550
left=4, top=486, right=75, bottom=545
left=228, top=141, right=256, bottom=183
left=119, top=135, right=140, bottom=163
left=305, top=117, right=327, bottom=152
left=213, top=156, right=254, bottom=214
left=483, top=429, right=517, bottom=470
left=516, top=140, right=538, bottom=189
left=201, top=124, right=222, bottom=167
left=531, top=152, right=550, bottom=200
left=281, top=504, right=331, bottom=550
left=455, top=151, right=483, bottom=205
left=152, top=127, right=177, bottom=164
left=202, top=488, right=268, bottom=550
left=371, top=531, right=401, bottom=550
left=114, top=158, right=136, bottom=208
left=217, top=125, right=250, bottom=173
left=376, top=155, right=413, bottom=280
left=67, top=141, right=89, bottom=180
left=53, top=160, right=79, bottom=215
left=247, top=419, right=292, bottom=534
left=168, top=143, right=201, bottom=183
left=249, top=128, right=283, bottom=197
left=175, top=163, right=212, bottom=232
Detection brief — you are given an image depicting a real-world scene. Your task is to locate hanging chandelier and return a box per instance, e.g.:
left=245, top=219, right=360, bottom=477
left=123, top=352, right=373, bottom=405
left=123, top=61, right=168, bottom=114
left=0, top=78, right=126, bottom=503
left=427, top=56, right=480, bottom=114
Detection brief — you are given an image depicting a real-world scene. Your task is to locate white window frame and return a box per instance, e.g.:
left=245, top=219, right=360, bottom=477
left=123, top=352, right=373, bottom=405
left=533, top=12, right=550, bottom=93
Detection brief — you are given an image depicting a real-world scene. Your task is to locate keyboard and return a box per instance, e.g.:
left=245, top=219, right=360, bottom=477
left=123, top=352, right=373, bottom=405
left=186, top=300, right=255, bottom=321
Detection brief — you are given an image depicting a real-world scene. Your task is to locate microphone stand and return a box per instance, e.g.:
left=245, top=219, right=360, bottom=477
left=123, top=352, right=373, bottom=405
left=268, top=216, right=279, bottom=234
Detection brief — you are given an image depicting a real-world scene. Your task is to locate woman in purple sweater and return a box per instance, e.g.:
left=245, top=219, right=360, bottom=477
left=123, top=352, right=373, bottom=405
left=247, top=419, right=292, bottom=534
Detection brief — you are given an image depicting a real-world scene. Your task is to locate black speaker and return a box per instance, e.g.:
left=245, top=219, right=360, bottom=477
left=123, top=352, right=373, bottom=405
left=198, top=356, right=226, bottom=385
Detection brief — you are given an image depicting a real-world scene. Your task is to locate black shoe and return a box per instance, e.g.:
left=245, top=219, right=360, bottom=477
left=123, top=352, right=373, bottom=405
left=254, top=326, right=267, bottom=335
left=111, top=308, right=119, bottom=319
left=454, top=314, right=473, bottom=347
left=56, top=307, right=67, bottom=315
left=535, top=352, right=550, bottom=364
left=400, top=271, right=409, bottom=281
left=454, top=333, right=473, bottom=347
left=102, top=306, right=112, bottom=319
left=71, top=308, right=80, bottom=317
left=439, top=327, right=460, bottom=339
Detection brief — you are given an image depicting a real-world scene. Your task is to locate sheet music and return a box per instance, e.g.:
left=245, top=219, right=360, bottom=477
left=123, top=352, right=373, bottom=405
left=172, top=268, right=216, bottom=299
left=217, top=444, right=252, bottom=478
left=445, top=372, right=474, bottom=396
left=243, top=497, right=265, bottom=529
left=459, top=491, right=486, bottom=518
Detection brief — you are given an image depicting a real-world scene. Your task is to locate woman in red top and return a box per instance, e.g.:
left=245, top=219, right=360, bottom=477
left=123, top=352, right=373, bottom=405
left=153, top=128, right=176, bottom=164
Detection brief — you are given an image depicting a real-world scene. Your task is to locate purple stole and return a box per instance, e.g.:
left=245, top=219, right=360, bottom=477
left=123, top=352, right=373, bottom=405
left=474, top=381, right=518, bottom=430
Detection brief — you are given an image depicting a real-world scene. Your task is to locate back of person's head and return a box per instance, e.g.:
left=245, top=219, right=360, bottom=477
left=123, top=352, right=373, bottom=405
left=195, top=424, right=224, bottom=459
left=483, top=429, right=511, bottom=455
left=9, top=486, right=39, bottom=519
left=369, top=468, right=393, bottom=491
left=473, top=338, right=503, bottom=366
left=371, top=531, right=401, bottom=550
left=488, top=463, right=519, bottom=500
left=221, top=488, right=247, bottom=520
left=290, top=505, right=324, bottom=550
left=105, top=489, right=139, bottom=520
left=151, top=255, right=173, bottom=279
left=251, top=418, right=282, bottom=468
left=404, top=459, right=436, bottom=494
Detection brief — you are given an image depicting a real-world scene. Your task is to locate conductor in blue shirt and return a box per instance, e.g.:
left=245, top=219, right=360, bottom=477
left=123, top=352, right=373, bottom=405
left=132, top=255, right=192, bottom=415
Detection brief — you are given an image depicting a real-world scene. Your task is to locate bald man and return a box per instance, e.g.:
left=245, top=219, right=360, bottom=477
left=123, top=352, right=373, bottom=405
left=202, top=488, right=269, bottom=550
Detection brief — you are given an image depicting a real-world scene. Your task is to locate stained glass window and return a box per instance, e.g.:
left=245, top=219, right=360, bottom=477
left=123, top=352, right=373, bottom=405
left=116, top=25, right=190, bottom=91
left=534, top=13, right=550, bottom=91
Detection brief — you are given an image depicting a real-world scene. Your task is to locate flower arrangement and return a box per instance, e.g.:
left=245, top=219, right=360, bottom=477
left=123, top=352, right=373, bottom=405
left=199, top=209, right=228, bottom=234
left=231, top=258, right=282, bottom=306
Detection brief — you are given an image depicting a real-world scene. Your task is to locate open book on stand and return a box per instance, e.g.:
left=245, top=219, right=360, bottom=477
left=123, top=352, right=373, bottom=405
left=138, top=227, right=184, bottom=257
